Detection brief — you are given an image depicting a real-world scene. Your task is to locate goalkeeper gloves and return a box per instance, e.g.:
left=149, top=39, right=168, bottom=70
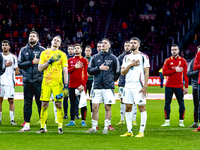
left=55, top=84, right=68, bottom=99
left=63, top=84, right=68, bottom=97
left=47, top=54, right=61, bottom=64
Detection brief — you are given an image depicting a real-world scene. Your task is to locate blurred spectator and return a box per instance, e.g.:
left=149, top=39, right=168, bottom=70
left=47, top=32, right=53, bottom=44
left=7, top=18, right=12, bottom=29
left=18, top=2, right=23, bottom=19
left=122, top=21, right=128, bottom=35
left=55, top=26, right=61, bottom=35
left=22, top=30, right=27, bottom=38
left=12, top=2, right=18, bottom=14
left=82, top=17, right=88, bottom=27
left=77, top=29, right=83, bottom=42
left=193, top=33, right=198, bottom=44
left=35, top=6, right=39, bottom=19
left=87, top=16, right=93, bottom=24
left=90, top=41, right=95, bottom=51
left=13, top=30, right=18, bottom=37
left=89, top=0, right=95, bottom=12
left=30, top=1, right=36, bottom=21
left=62, top=30, right=65, bottom=41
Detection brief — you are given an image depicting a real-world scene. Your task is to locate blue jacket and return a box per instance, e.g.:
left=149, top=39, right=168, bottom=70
left=187, top=58, right=198, bottom=89
left=18, top=42, right=45, bottom=83
left=88, top=50, right=120, bottom=89
left=117, top=51, right=131, bottom=87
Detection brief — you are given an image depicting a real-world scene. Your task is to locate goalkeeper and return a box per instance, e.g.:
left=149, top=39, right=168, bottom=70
left=36, top=36, right=68, bottom=134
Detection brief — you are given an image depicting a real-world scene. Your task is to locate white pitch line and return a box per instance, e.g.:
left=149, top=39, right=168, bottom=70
left=0, top=128, right=193, bottom=134
left=14, top=93, right=193, bottom=100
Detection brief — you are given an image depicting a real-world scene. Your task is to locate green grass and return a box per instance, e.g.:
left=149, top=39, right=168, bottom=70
left=15, top=85, right=193, bottom=94
left=0, top=98, right=199, bottom=150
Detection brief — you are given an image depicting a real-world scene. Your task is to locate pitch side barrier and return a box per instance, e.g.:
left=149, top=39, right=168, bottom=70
left=14, top=76, right=166, bottom=86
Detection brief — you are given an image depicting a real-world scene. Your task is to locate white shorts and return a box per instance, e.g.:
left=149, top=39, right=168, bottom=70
left=118, top=86, right=124, bottom=98
left=92, top=89, right=116, bottom=104
left=123, top=88, right=146, bottom=105
left=0, top=85, right=15, bottom=98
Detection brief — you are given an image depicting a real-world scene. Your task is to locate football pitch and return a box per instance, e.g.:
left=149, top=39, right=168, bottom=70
left=0, top=86, right=199, bottom=150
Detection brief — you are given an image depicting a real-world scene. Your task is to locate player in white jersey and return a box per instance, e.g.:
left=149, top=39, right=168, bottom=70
left=0, top=40, right=20, bottom=125
left=120, top=37, right=150, bottom=137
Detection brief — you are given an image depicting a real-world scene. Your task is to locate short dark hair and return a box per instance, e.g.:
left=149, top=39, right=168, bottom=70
left=30, top=31, right=39, bottom=39
left=124, top=41, right=130, bottom=44
left=1, top=40, right=11, bottom=46
left=74, top=43, right=82, bottom=50
left=130, top=37, right=141, bottom=45
left=102, top=38, right=111, bottom=46
left=171, top=44, right=179, bottom=49
left=68, top=45, right=74, bottom=49
left=85, top=46, right=92, bottom=50
left=97, top=41, right=102, bottom=45
left=197, top=45, right=200, bottom=49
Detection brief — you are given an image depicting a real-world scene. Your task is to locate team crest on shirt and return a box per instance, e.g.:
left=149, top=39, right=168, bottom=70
left=170, top=62, right=173, bottom=65
left=127, top=58, right=130, bottom=62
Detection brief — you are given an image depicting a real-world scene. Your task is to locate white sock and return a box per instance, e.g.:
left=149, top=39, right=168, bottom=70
left=53, top=101, right=57, bottom=120
left=139, top=111, right=147, bottom=134
left=121, top=103, right=125, bottom=122
left=24, top=123, right=30, bottom=129
left=125, top=112, right=132, bottom=133
left=0, top=112, right=2, bottom=120
left=10, top=111, right=15, bottom=121
left=109, top=120, right=111, bottom=126
left=165, top=119, right=170, bottom=123
left=104, top=119, right=109, bottom=130
left=179, top=120, right=183, bottom=124
left=132, top=104, right=137, bottom=121
left=92, top=119, right=98, bottom=130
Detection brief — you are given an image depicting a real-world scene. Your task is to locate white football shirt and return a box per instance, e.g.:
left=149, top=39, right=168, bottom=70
left=1, top=53, right=18, bottom=86
left=122, top=52, right=150, bottom=89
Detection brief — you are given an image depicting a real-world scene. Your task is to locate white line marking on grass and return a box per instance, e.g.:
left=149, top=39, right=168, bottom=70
left=0, top=128, right=194, bottom=134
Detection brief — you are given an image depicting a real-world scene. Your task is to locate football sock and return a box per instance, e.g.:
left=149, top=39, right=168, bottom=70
left=92, top=119, right=98, bottom=130
left=126, top=112, right=132, bottom=133
left=121, top=103, right=125, bottom=122
left=52, top=101, right=57, bottom=120
left=132, top=104, right=137, bottom=121
left=81, top=106, right=87, bottom=121
left=25, top=122, right=30, bottom=129
left=179, top=120, right=184, bottom=124
left=10, top=111, right=15, bottom=121
left=0, top=111, right=2, bottom=120
left=165, top=119, right=170, bottom=123
left=139, top=111, right=147, bottom=134
left=57, top=107, right=63, bottom=129
left=104, top=119, right=109, bottom=130
left=41, top=107, right=48, bottom=129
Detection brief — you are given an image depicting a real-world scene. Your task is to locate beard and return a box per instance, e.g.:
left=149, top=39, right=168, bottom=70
left=131, top=48, right=137, bottom=51
left=172, top=53, right=178, bottom=57
left=29, top=40, right=37, bottom=45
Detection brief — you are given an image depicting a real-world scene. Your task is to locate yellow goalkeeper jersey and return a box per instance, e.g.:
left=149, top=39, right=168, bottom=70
left=39, top=49, right=68, bottom=87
